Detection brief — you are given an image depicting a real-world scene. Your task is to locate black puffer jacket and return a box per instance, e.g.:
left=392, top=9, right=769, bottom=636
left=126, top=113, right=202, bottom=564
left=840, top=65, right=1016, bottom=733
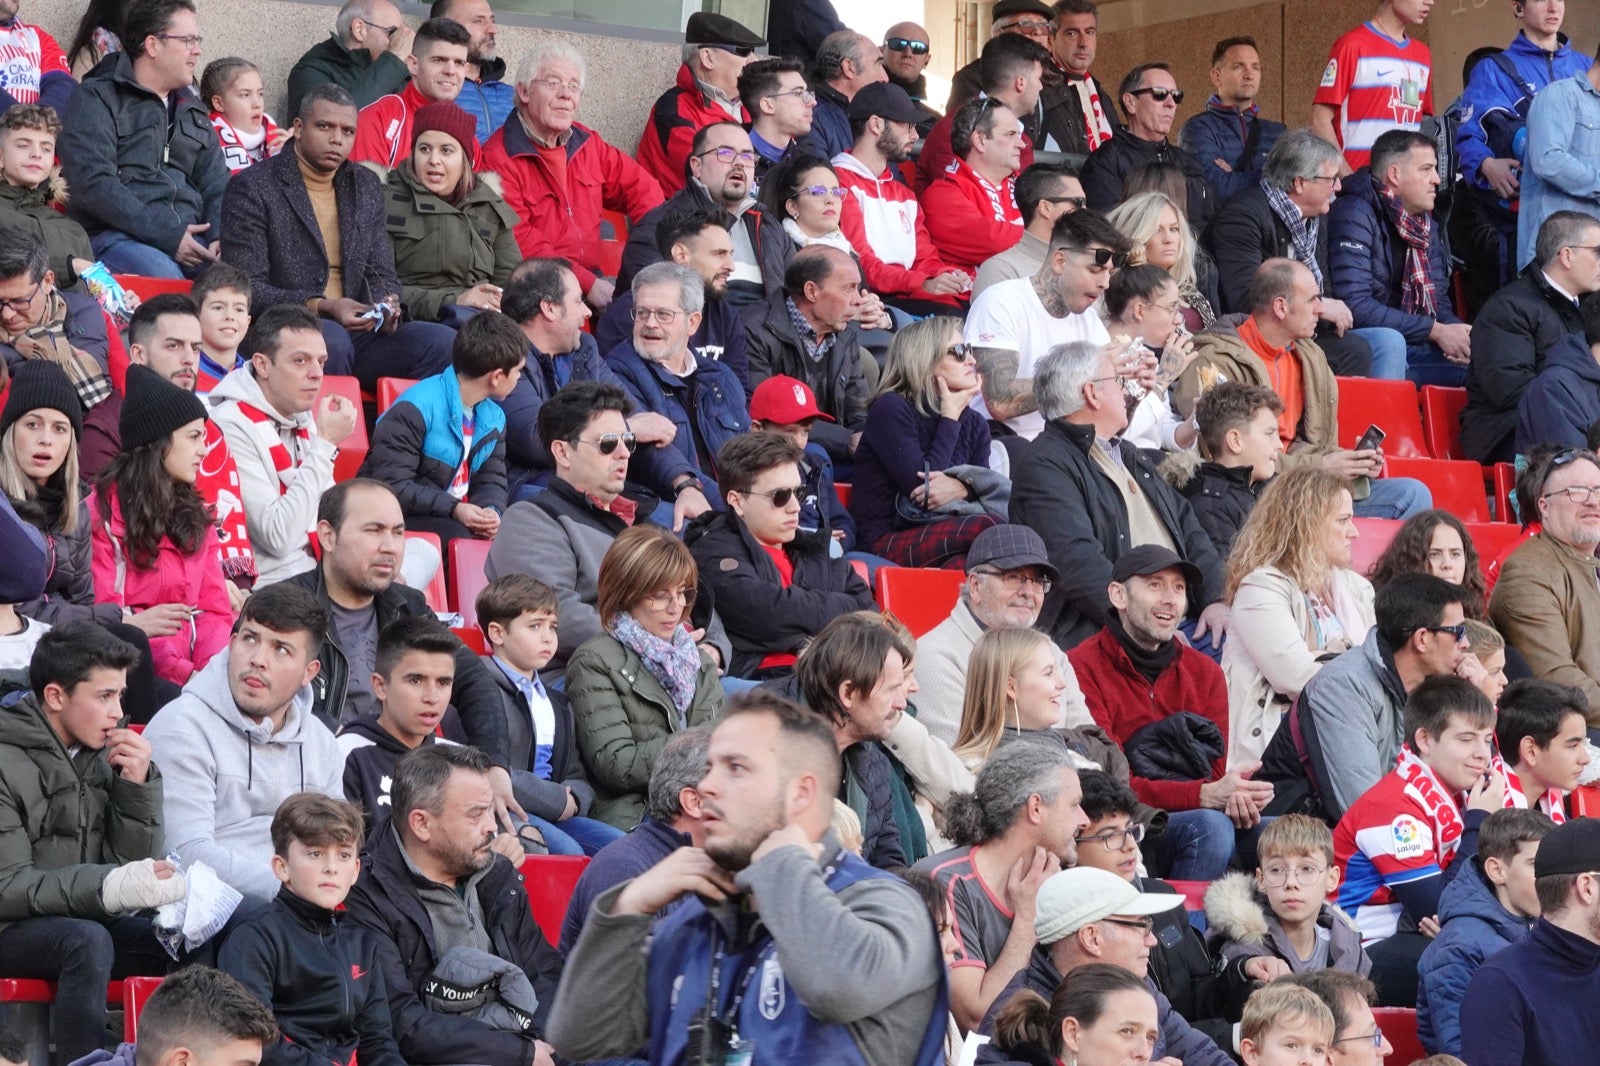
left=218, top=886, right=407, bottom=1066
left=1167, top=458, right=1263, bottom=561
left=742, top=292, right=870, bottom=462
left=11, top=485, right=122, bottom=628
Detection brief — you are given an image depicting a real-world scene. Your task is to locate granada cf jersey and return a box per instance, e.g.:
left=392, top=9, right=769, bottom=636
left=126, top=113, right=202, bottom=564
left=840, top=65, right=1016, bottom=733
left=1314, top=22, right=1434, bottom=170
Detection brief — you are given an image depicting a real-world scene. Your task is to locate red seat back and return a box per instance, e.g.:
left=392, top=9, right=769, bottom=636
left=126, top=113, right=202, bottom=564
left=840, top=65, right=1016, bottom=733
left=1570, top=784, right=1600, bottom=818
left=1349, top=518, right=1402, bottom=577
left=404, top=530, right=447, bottom=613
left=1372, top=1007, right=1424, bottom=1064
left=1166, top=880, right=1209, bottom=912
left=1383, top=457, right=1492, bottom=522
left=112, top=274, right=193, bottom=300
left=1419, top=385, right=1467, bottom=461
left=521, top=855, right=589, bottom=945
left=1492, top=462, right=1518, bottom=524
left=450, top=537, right=492, bottom=623
left=874, top=567, right=965, bottom=638
left=452, top=625, right=487, bottom=655
left=121, top=977, right=163, bottom=1040
left=1334, top=377, right=1428, bottom=458
left=1463, top=522, right=1525, bottom=576
left=834, top=482, right=852, bottom=509
left=318, top=375, right=369, bottom=482
left=376, top=377, right=419, bottom=415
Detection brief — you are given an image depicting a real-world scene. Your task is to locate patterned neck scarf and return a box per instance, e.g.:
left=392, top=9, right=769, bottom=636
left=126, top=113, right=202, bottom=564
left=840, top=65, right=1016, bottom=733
left=1262, top=179, right=1324, bottom=290
left=1376, top=177, right=1437, bottom=317
left=0, top=289, right=112, bottom=408
left=609, top=611, right=702, bottom=721
left=1495, top=752, right=1569, bottom=824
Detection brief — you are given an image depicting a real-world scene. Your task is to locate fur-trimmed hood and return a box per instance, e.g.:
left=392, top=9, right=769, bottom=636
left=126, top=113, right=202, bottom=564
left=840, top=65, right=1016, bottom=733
left=1203, top=871, right=1372, bottom=975
left=1160, top=448, right=1202, bottom=490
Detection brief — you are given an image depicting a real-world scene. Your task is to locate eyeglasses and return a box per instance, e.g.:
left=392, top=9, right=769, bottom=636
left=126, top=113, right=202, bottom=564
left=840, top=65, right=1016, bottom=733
left=1420, top=622, right=1469, bottom=641
left=1302, top=173, right=1341, bottom=186
left=0, top=279, right=42, bottom=315
left=1331, top=1029, right=1385, bottom=1049
left=884, top=37, right=931, bottom=55
left=1260, top=863, right=1329, bottom=887
left=1542, top=485, right=1600, bottom=505
left=946, top=343, right=975, bottom=361
left=1089, top=373, right=1128, bottom=390
left=769, top=87, right=817, bottom=105
left=1076, top=823, right=1146, bottom=850
left=1567, top=244, right=1600, bottom=255
left=742, top=485, right=805, bottom=508
left=361, top=20, right=400, bottom=37
left=642, top=586, right=697, bottom=612
left=999, top=19, right=1052, bottom=36
left=695, top=146, right=757, bottom=166
left=532, top=75, right=583, bottom=96
left=1041, top=195, right=1088, bottom=210
left=1129, top=86, right=1185, bottom=104
left=797, top=184, right=846, bottom=198
left=570, top=432, right=635, bottom=455
left=973, top=568, right=1052, bottom=593
left=156, top=33, right=204, bottom=50
left=708, top=44, right=756, bottom=57
left=1099, top=916, right=1156, bottom=934
left=1072, top=246, right=1130, bottom=269
left=631, top=307, right=683, bottom=324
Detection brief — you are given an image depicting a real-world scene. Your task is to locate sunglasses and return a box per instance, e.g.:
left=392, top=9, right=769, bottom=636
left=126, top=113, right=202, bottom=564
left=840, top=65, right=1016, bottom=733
left=798, top=184, right=847, bottom=198
left=743, top=485, right=805, bottom=507
left=1041, top=195, right=1088, bottom=209
left=946, top=343, right=975, bottom=360
left=1420, top=622, right=1468, bottom=641
left=1129, top=86, right=1185, bottom=104
left=708, top=43, right=756, bottom=57
left=1070, top=246, right=1129, bottom=268
left=571, top=432, right=636, bottom=455
left=885, top=37, right=930, bottom=55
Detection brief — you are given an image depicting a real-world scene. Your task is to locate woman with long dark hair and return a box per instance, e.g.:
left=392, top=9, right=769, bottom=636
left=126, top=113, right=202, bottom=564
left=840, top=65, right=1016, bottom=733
left=1369, top=509, right=1491, bottom=620
left=90, top=366, right=232, bottom=687
left=67, top=0, right=124, bottom=75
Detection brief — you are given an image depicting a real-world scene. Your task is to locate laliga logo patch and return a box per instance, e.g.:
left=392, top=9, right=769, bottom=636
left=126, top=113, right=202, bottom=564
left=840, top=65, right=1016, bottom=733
left=758, top=957, right=785, bottom=1020
left=1390, top=815, right=1425, bottom=859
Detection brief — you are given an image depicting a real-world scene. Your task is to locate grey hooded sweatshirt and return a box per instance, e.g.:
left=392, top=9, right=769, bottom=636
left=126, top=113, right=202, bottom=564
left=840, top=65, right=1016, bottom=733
left=143, top=653, right=344, bottom=901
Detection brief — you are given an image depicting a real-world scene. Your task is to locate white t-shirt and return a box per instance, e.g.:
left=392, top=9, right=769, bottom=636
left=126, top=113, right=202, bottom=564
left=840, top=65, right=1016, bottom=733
left=963, top=277, right=1110, bottom=439
left=0, top=615, right=48, bottom=672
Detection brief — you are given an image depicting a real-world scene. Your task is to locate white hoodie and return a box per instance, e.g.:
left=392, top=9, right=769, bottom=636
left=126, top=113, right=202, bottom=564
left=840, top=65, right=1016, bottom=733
left=143, top=653, right=344, bottom=900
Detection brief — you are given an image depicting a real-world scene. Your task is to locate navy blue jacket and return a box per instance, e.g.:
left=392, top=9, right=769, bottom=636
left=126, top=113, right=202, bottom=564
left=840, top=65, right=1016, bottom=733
left=597, top=288, right=750, bottom=389
left=1179, top=99, right=1286, bottom=202
left=558, top=816, right=689, bottom=954
left=1456, top=33, right=1592, bottom=192
left=500, top=333, right=625, bottom=493
left=801, top=82, right=853, bottom=162
left=604, top=342, right=749, bottom=492
left=1459, top=918, right=1600, bottom=1066
left=1328, top=169, right=1462, bottom=344
left=1418, top=854, right=1534, bottom=1055
left=1516, top=331, right=1600, bottom=456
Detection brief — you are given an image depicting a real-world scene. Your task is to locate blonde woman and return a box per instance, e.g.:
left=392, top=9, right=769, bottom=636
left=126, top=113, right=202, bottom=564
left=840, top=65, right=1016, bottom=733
left=1222, top=467, right=1375, bottom=766
left=1107, top=191, right=1218, bottom=332
left=955, top=626, right=1075, bottom=764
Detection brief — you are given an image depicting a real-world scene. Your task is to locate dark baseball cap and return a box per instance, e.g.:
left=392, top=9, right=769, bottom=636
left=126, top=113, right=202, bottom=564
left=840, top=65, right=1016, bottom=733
left=848, top=83, right=923, bottom=125
left=685, top=11, right=764, bottom=48
left=967, top=525, right=1059, bottom=582
left=1535, top=817, right=1600, bottom=878
left=1110, top=545, right=1202, bottom=588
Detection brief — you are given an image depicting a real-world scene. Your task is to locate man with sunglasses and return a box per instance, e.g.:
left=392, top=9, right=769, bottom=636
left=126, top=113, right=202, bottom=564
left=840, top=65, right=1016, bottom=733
left=973, top=162, right=1086, bottom=298
left=1081, top=62, right=1213, bottom=227
left=740, top=57, right=816, bottom=182
left=1491, top=448, right=1600, bottom=715
left=287, top=0, right=412, bottom=121
left=635, top=11, right=764, bottom=197
left=881, top=22, right=941, bottom=136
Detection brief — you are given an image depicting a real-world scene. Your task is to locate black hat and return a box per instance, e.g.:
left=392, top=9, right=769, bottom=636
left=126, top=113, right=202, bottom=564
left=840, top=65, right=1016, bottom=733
left=0, top=360, right=84, bottom=439
left=1534, top=818, right=1600, bottom=879
left=1110, top=544, right=1202, bottom=588
left=848, top=82, right=923, bottom=125
left=685, top=11, right=764, bottom=48
left=119, top=364, right=207, bottom=452
left=967, top=524, right=1059, bottom=582
left=992, top=0, right=1054, bottom=20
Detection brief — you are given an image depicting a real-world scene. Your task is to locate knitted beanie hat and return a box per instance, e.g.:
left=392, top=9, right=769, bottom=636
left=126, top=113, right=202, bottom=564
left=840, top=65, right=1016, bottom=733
left=413, top=101, right=481, bottom=166
left=120, top=364, right=207, bottom=452
left=0, top=360, right=84, bottom=439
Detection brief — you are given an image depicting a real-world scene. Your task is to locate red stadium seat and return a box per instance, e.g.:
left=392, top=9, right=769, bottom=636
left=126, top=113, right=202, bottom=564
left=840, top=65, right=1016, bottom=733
left=0, top=979, right=136, bottom=1040
left=1570, top=784, right=1600, bottom=818
left=1463, top=522, right=1525, bottom=572
left=453, top=625, right=487, bottom=654
left=1492, top=462, right=1518, bottom=524
left=1166, top=880, right=1209, bottom=912
left=1372, top=1007, right=1425, bottom=1064
left=1419, top=385, right=1467, bottom=461
left=317, top=375, right=369, bottom=482
left=376, top=377, right=418, bottom=415
left=598, top=240, right=624, bottom=278
left=405, top=531, right=447, bottom=614
left=1349, top=518, right=1402, bottom=577
left=121, top=976, right=163, bottom=1040
left=874, top=567, right=964, bottom=638
left=112, top=275, right=192, bottom=301
left=450, top=537, right=492, bottom=623
left=599, top=208, right=629, bottom=242
left=834, top=482, right=852, bottom=509
left=1334, top=377, right=1428, bottom=458
left=521, top=855, right=589, bottom=945
left=1383, top=457, right=1492, bottom=522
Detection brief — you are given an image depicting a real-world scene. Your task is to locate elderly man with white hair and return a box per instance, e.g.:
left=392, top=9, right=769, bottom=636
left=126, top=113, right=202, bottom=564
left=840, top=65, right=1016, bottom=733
left=481, top=41, right=664, bottom=310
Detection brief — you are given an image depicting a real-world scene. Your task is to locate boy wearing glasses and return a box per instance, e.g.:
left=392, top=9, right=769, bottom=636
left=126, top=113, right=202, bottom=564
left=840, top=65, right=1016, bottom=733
left=1206, top=814, right=1371, bottom=977
left=1333, top=675, right=1505, bottom=1006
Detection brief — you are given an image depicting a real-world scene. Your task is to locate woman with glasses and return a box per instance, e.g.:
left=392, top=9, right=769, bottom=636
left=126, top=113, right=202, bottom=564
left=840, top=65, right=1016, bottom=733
left=989, top=962, right=1160, bottom=1066
left=1103, top=263, right=1201, bottom=453
left=685, top=430, right=873, bottom=680
left=381, top=100, right=520, bottom=324
left=850, top=317, right=1003, bottom=568
left=759, top=153, right=855, bottom=255
left=565, top=524, right=724, bottom=830
left=1108, top=191, right=1219, bottom=333
left=1222, top=467, right=1376, bottom=766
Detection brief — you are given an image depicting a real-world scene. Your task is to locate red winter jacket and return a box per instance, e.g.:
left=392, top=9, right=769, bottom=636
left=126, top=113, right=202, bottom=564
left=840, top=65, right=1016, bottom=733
left=914, top=107, right=1034, bottom=194
left=832, top=151, right=959, bottom=303
left=636, top=65, right=748, bottom=196
left=349, top=81, right=431, bottom=168
left=480, top=118, right=663, bottom=295
left=919, top=159, right=1024, bottom=277
left=1067, top=625, right=1230, bottom=812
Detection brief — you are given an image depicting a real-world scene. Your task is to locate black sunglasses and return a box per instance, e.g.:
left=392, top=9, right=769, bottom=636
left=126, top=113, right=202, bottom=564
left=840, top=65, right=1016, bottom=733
left=1041, top=195, right=1088, bottom=209
left=1069, top=246, right=1129, bottom=268
left=708, top=43, right=756, bottom=57
left=1420, top=622, right=1468, bottom=641
left=885, top=37, right=930, bottom=55
left=1129, top=86, right=1185, bottom=104
left=743, top=486, right=804, bottom=508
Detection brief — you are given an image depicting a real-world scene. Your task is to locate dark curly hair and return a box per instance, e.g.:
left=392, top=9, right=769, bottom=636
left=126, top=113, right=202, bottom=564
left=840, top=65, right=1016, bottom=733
left=1368, top=509, right=1488, bottom=620
left=95, top=433, right=214, bottom=571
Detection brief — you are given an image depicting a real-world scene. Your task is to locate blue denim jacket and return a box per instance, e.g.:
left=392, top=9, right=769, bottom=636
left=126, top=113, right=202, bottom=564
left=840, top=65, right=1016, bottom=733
left=1518, top=72, right=1600, bottom=266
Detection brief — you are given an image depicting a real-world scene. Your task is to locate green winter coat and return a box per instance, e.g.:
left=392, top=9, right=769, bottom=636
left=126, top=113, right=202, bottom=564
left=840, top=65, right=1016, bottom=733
left=0, top=692, right=164, bottom=933
left=380, top=163, right=522, bottom=323
left=564, top=632, right=723, bottom=830
left=0, top=174, right=95, bottom=291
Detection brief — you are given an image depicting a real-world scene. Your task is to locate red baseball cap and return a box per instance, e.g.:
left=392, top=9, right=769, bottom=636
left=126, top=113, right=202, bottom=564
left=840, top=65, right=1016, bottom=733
left=748, top=375, right=835, bottom=425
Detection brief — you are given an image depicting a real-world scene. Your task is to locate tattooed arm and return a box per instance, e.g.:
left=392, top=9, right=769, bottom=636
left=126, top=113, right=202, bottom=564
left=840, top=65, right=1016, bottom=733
left=974, top=346, right=1037, bottom=422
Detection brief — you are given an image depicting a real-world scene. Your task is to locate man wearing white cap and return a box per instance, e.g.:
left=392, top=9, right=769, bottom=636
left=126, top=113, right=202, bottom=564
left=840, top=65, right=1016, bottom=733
left=977, top=866, right=1236, bottom=1066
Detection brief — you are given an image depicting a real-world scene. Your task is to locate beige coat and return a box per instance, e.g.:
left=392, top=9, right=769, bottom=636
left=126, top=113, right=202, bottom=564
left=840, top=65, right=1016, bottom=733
left=1491, top=533, right=1600, bottom=721
left=1223, top=565, right=1375, bottom=767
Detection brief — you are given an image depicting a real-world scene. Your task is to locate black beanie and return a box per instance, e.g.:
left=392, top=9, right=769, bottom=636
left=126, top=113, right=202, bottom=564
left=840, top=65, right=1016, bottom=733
left=0, top=360, right=84, bottom=439
left=120, top=364, right=207, bottom=452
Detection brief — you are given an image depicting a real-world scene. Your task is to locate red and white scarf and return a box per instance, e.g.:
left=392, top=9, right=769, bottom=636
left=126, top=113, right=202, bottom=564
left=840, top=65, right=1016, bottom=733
left=197, top=420, right=257, bottom=584
left=234, top=400, right=317, bottom=552
left=1494, top=752, right=1569, bottom=824
left=1395, top=746, right=1466, bottom=865
left=210, top=111, right=282, bottom=174
left=1070, top=74, right=1113, bottom=152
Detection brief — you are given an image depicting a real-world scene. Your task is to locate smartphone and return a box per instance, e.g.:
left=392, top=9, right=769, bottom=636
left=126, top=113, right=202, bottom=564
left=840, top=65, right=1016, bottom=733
left=1354, top=424, right=1386, bottom=453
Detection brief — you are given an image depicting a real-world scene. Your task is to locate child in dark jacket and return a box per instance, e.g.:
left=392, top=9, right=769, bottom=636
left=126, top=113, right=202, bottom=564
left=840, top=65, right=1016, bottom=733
left=476, top=574, right=623, bottom=857
left=359, top=309, right=524, bottom=547
left=749, top=373, right=857, bottom=552
left=217, top=793, right=405, bottom=1066
left=1167, top=381, right=1284, bottom=559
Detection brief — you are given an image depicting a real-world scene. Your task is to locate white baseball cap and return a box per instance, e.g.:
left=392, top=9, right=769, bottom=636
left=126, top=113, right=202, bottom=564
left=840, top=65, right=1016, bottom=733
left=1034, top=867, right=1183, bottom=945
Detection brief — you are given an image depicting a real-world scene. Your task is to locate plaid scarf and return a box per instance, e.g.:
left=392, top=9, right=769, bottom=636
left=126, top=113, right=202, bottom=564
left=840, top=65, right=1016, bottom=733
left=1262, top=179, right=1323, bottom=290
left=0, top=289, right=112, bottom=408
left=1376, top=177, right=1437, bottom=317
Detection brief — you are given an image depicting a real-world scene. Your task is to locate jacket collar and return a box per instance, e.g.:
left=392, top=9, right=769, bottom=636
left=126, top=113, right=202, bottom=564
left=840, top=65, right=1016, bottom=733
left=276, top=883, right=340, bottom=931
left=1530, top=917, right=1600, bottom=972
left=473, top=55, right=508, bottom=84
left=500, top=112, right=591, bottom=160
left=1198, top=461, right=1257, bottom=489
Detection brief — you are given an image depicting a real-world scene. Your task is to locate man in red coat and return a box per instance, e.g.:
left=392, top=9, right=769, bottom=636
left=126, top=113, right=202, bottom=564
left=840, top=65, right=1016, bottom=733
left=635, top=11, right=764, bottom=196
left=349, top=17, right=471, bottom=167
left=481, top=43, right=663, bottom=311
left=920, top=97, right=1027, bottom=276
left=1068, top=545, right=1274, bottom=881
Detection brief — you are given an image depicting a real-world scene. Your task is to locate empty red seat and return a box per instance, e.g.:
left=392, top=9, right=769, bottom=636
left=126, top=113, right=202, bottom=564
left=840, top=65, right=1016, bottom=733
left=1419, top=385, right=1467, bottom=461
left=1349, top=518, right=1402, bottom=577
left=405, top=531, right=447, bottom=614
left=1372, top=1007, right=1424, bottom=1064
left=317, top=375, right=369, bottom=482
left=522, top=855, right=589, bottom=945
left=1334, top=377, right=1428, bottom=458
left=874, top=567, right=964, bottom=638
left=1384, top=457, right=1492, bottom=522
left=1463, top=521, right=1524, bottom=571
left=450, top=537, right=492, bottom=623
left=376, top=377, right=419, bottom=415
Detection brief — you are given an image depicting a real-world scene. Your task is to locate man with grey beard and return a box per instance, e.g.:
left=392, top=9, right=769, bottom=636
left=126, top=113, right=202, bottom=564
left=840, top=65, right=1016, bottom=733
left=1492, top=449, right=1600, bottom=718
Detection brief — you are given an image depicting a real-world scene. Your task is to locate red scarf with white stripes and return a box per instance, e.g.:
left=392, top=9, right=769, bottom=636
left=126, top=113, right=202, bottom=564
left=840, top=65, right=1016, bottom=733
left=197, top=420, right=256, bottom=584
left=1395, top=746, right=1465, bottom=865
left=1495, top=753, right=1569, bottom=824
left=233, top=400, right=317, bottom=552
